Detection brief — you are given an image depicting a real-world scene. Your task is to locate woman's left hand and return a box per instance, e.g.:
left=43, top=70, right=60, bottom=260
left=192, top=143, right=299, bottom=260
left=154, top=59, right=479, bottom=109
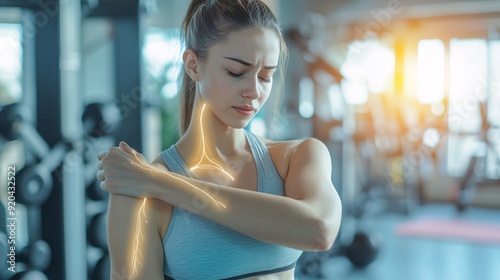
left=97, top=141, right=158, bottom=198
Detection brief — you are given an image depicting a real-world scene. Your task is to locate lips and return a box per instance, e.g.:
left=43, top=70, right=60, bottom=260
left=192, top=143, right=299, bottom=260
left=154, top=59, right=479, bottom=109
left=233, top=106, right=256, bottom=117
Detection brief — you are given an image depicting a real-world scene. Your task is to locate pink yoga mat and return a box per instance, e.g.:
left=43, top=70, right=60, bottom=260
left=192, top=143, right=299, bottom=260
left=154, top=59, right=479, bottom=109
left=395, top=218, right=500, bottom=244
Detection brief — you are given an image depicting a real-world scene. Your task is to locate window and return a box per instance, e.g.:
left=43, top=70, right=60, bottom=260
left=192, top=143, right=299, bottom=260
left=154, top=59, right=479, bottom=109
left=142, top=28, right=183, bottom=149
left=0, top=23, right=23, bottom=105
left=446, top=38, right=490, bottom=176
left=341, top=40, right=395, bottom=104
left=417, top=39, right=445, bottom=104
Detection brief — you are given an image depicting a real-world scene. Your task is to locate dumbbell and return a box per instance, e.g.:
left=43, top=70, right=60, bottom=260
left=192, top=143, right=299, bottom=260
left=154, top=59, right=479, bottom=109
left=87, top=179, right=109, bottom=201
left=1, top=242, right=50, bottom=280
left=92, top=254, right=110, bottom=280
left=0, top=202, right=6, bottom=233
left=298, top=250, right=330, bottom=277
left=0, top=103, right=50, bottom=158
left=299, top=231, right=381, bottom=275
left=16, top=142, right=69, bottom=206
left=1, top=204, right=10, bottom=271
left=9, top=270, right=48, bottom=280
left=343, top=231, right=380, bottom=268
left=17, top=240, right=52, bottom=271
left=0, top=231, right=8, bottom=271
left=87, top=212, right=108, bottom=250
left=82, top=102, right=121, bottom=138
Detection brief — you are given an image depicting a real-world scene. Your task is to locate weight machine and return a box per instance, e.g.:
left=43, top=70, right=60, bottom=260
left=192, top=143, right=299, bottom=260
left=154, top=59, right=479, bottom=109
left=454, top=102, right=500, bottom=211
left=0, top=102, right=121, bottom=279
left=0, top=0, right=145, bottom=278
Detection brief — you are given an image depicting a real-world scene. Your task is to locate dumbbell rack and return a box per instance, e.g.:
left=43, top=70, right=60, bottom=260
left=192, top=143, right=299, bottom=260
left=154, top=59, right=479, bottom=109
left=0, top=0, right=146, bottom=279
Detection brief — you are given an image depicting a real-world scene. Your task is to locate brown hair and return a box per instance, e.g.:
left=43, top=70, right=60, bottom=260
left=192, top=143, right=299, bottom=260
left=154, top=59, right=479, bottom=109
left=178, top=0, right=288, bottom=136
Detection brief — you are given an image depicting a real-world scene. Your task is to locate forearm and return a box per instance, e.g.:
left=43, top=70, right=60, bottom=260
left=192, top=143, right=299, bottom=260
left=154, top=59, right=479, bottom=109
left=149, top=171, right=330, bottom=251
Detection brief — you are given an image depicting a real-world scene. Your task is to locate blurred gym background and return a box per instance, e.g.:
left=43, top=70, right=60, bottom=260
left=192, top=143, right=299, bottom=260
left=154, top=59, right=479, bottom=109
left=0, top=0, right=499, bottom=279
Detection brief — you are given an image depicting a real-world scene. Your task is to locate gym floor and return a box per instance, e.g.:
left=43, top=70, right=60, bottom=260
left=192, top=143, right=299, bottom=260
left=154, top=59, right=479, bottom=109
left=295, top=203, right=500, bottom=280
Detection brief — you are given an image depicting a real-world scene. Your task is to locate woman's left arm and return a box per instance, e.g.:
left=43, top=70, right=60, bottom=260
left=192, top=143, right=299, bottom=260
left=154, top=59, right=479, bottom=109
left=99, top=140, right=341, bottom=251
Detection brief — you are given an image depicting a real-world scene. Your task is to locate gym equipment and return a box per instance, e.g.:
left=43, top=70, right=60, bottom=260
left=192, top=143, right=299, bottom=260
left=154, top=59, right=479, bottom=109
left=8, top=270, right=48, bottom=280
left=286, top=19, right=383, bottom=275
left=87, top=178, right=109, bottom=201
left=0, top=202, right=5, bottom=233
left=15, top=165, right=52, bottom=206
left=81, top=102, right=119, bottom=203
left=350, top=104, right=417, bottom=217
left=0, top=103, right=71, bottom=205
left=0, top=232, right=8, bottom=271
left=91, top=254, right=110, bottom=280
left=87, top=212, right=108, bottom=250
left=455, top=102, right=500, bottom=211
left=0, top=104, right=50, bottom=158
left=81, top=102, right=121, bottom=279
left=0, top=103, right=71, bottom=279
left=10, top=102, right=120, bottom=206
left=299, top=230, right=381, bottom=276
left=16, top=142, right=69, bottom=206
left=344, top=232, right=381, bottom=267
left=82, top=102, right=121, bottom=138
left=0, top=205, right=6, bottom=271
left=18, top=240, right=52, bottom=271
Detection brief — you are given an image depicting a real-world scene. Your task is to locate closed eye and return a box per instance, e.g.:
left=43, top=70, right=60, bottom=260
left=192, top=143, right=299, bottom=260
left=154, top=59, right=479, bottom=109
left=259, top=77, right=271, bottom=83
left=227, top=70, right=244, bottom=78
left=227, top=70, right=271, bottom=83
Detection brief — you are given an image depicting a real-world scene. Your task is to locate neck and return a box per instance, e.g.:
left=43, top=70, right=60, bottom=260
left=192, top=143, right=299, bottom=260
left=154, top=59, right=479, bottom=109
left=177, top=96, right=248, bottom=168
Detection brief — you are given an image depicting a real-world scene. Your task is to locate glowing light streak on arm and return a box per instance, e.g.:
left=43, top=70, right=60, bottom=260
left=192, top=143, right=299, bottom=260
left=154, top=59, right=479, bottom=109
left=129, top=197, right=147, bottom=279
left=130, top=158, right=227, bottom=210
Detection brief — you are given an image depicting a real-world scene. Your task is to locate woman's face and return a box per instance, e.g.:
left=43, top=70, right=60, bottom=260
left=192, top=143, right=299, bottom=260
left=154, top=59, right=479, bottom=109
left=197, top=28, right=280, bottom=129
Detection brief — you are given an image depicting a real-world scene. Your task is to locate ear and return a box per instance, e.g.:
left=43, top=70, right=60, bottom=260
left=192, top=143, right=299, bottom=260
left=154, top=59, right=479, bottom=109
left=183, top=49, right=200, bottom=81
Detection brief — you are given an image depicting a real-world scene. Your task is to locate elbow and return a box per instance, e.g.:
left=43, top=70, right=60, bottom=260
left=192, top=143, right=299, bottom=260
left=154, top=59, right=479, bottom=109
left=297, top=196, right=342, bottom=251
left=297, top=217, right=340, bottom=252
left=309, top=202, right=342, bottom=251
left=311, top=218, right=340, bottom=251
left=315, top=191, right=343, bottom=251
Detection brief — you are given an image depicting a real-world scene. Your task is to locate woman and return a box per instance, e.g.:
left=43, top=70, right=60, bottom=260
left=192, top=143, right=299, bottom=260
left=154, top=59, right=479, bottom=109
left=97, top=0, right=342, bottom=279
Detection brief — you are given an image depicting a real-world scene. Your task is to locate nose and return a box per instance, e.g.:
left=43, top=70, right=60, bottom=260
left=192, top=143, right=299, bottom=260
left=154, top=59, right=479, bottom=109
left=241, top=75, right=260, bottom=100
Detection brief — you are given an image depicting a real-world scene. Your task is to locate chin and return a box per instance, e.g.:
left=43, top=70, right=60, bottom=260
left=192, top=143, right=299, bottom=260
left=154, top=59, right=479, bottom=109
left=214, top=109, right=254, bottom=129
left=228, top=119, right=252, bottom=129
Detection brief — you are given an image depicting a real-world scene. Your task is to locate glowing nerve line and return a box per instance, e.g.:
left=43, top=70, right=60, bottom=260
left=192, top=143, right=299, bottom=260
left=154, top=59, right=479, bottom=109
left=190, top=104, right=235, bottom=181
left=128, top=103, right=233, bottom=278
left=130, top=198, right=147, bottom=277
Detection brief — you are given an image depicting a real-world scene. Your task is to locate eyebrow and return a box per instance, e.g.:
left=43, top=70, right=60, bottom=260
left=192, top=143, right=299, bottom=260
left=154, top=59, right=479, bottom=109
left=223, top=57, right=278, bottom=70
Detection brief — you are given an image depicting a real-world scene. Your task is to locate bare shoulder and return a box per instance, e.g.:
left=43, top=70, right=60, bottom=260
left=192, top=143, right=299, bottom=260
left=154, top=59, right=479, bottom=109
left=257, top=135, right=323, bottom=156
left=255, top=135, right=320, bottom=181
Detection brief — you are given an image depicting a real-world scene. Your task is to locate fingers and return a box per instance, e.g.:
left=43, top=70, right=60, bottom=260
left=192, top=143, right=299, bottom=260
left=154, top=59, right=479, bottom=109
left=119, top=141, right=134, bottom=154
left=119, top=141, right=148, bottom=163
left=98, top=144, right=132, bottom=163
left=97, top=150, right=107, bottom=160
left=96, top=169, right=104, bottom=181
left=100, top=180, right=108, bottom=192
left=97, top=169, right=108, bottom=192
left=98, top=141, right=131, bottom=161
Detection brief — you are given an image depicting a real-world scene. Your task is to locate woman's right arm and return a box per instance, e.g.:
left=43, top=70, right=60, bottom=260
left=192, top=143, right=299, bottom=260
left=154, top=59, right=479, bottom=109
left=107, top=157, right=171, bottom=280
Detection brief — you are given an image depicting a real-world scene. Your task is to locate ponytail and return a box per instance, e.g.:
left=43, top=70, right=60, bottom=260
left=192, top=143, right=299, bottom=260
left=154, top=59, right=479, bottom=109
left=178, top=71, right=196, bottom=136
left=178, top=0, right=206, bottom=136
